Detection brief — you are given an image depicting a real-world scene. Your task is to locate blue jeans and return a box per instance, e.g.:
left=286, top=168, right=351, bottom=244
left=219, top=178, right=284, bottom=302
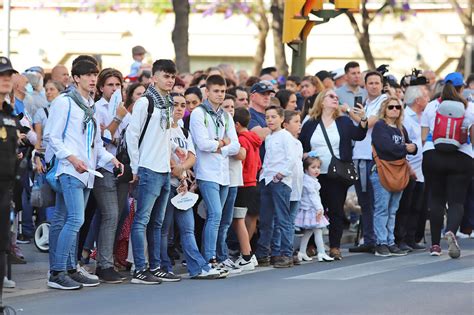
left=256, top=181, right=292, bottom=258
left=49, top=174, right=90, bottom=271
left=161, top=189, right=211, bottom=277
left=355, top=160, right=376, bottom=246
left=217, top=186, right=237, bottom=262
left=131, top=167, right=170, bottom=271
left=271, top=200, right=300, bottom=257
left=370, top=171, right=403, bottom=246
left=198, top=180, right=229, bottom=261
left=21, top=170, right=34, bottom=237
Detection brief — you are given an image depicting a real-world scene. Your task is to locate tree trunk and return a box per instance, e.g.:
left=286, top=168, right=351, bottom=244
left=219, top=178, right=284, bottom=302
left=252, top=0, right=270, bottom=76
left=271, top=0, right=288, bottom=76
left=171, top=0, right=190, bottom=73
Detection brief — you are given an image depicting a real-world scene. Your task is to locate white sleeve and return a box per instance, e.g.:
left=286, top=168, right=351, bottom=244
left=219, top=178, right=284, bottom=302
left=45, top=97, right=72, bottom=160
left=221, top=113, right=240, bottom=158
left=189, top=108, right=219, bottom=152
left=126, top=97, right=148, bottom=175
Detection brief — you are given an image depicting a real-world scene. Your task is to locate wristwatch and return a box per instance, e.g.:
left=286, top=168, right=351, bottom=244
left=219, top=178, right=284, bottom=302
left=346, top=107, right=351, bottom=114
left=361, top=116, right=368, bottom=122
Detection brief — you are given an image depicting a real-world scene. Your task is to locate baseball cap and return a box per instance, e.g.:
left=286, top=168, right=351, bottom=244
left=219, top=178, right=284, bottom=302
left=444, top=72, right=464, bottom=87
left=132, top=45, right=146, bottom=56
left=315, top=70, right=335, bottom=82
left=25, top=66, right=44, bottom=76
left=250, top=81, right=275, bottom=94
left=0, top=56, right=18, bottom=75
left=331, top=68, right=345, bottom=80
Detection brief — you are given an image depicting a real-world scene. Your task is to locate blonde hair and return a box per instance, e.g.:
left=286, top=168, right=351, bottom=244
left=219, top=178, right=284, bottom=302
left=379, top=97, right=404, bottom=132
left=308, top=88, right=341, bottom=120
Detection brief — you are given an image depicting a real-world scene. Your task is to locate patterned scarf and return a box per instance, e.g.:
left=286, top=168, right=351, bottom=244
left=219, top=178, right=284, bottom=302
left=144, top=85, right=173, bottom=130
left=67, top=89, right=96, bottom=148
left=201, top=99, right=225, bottom=130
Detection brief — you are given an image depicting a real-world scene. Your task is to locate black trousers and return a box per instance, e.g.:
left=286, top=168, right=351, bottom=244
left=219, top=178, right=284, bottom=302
left=423, top=150, right=473, bottom=245
left=318, top=174, right=349, bottom=248
left=0, top=181, right=13, bottom=309
left=395, top=179, right=424, bottom=245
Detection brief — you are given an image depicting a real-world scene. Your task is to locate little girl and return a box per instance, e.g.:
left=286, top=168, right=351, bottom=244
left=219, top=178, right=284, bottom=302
left=295, top=155, right=334, bottom=262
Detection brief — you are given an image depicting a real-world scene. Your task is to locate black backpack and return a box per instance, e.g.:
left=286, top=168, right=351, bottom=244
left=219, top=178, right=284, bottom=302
left=115, top=95, right=154, bottom=183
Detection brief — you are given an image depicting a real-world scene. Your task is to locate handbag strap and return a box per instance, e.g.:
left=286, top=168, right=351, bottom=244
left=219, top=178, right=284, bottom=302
left=318, top=120, right=336, bottom=158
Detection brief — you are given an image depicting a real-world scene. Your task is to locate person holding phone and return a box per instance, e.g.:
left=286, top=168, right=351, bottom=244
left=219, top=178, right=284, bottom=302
left=336, top=61, right=368, bottom=114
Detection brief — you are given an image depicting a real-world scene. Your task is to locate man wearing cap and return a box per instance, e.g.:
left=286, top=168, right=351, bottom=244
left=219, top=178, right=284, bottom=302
left=44, top=58, right=123, bottom=290
left=332, top=68, right=346, bottom=88
left=129, top=45, right=147, bottom=79
left=0, top=56, right=20, bottom=313
left=315, top=70, right=335, bottom=89
left=336, top=61, right=368, bottom=110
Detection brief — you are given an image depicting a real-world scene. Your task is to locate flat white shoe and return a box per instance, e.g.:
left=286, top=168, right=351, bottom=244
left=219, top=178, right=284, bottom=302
left=297, top=252, right=313, bottom=261
left=317, top=253, right=334, bottom=262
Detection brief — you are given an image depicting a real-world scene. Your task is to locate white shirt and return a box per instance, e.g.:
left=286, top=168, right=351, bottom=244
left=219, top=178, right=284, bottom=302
left=229, top=157, right=243, bottom=187
left=259, top=129, right=296, bottom=188
left=95, top=97, right=131, bottom=173
left=421, top=99, right=473, bottom=157
left=44, top=94, right=114, bottom=188
left=403, top=106, right=424, bottom=182
left=190, top=103, right=240, bottom=186
left=299, top=174, right=323, bottom=211
left=353, top=94, right=387, bottom=160
left=290, top=137, right=304, bottom=201
left=126, top=96, right=173, bottom=175
left=170, top=125, right=195, bottom=187
left=310, top=122, right=340, bottom=174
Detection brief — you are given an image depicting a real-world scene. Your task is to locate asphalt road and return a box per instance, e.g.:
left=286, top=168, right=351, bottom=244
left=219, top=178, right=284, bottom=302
left=5, top=239, right=474, bottom=315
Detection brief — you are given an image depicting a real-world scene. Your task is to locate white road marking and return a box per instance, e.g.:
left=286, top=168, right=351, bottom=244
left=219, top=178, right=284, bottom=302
left=409, top=267, right=474, bottom=284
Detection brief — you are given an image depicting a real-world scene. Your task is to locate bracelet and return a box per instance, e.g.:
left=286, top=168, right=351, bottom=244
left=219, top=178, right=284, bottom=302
left=113, top=116, right=122, bottom=124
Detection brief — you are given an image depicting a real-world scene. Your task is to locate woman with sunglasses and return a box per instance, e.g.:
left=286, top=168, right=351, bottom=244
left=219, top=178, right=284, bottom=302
left=299, top=89, right=368, bottom=260
left=371, top=97, right=417, bottom=257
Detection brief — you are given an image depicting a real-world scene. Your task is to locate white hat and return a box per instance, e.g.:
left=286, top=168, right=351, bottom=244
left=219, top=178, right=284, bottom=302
left=331, top=68, right=345, bottom=80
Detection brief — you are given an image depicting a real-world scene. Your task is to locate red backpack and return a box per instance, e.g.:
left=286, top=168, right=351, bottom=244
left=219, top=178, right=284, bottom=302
left=432, top=100, right=468, bottom=151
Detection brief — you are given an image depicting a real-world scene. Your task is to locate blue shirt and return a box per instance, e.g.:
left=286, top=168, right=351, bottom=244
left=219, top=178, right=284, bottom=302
left=13, top=97, right=25, bottom=115
left=336, top=84, right=368, bottom=108
left=248, top=107, right=267, bottom=162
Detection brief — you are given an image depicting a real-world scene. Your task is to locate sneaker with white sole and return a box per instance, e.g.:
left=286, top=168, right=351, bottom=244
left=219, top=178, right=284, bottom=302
left=191, top=268, right=220, bottom=280
left=445, top=231, right=461, bottom=259
left=219, top=258, right=242, bottom=274
left=430, top=245, right=442, bottom=256
left=150, top=268, right=181, bottom=282
left=69, top=271, right=100, bottom=287
left=131, top=269, right=162, bottom=285
left=47, top=272, right=82, bottom=290
left=234, top=256, right=255, bottom=271
left=76, top=263, right=99, bottom=280
left=251, top=254, right=258, bottom=267
left=3, top=277, right=15, bottom=288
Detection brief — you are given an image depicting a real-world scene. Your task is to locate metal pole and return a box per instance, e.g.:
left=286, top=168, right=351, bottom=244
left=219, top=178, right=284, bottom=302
left=3, top=0, right=11, bottom=58
left=291, top=40, right=307, bottom=77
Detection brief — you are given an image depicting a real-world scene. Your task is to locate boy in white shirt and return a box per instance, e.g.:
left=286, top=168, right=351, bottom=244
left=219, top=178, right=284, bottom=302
left=255, top=106, right=297, bottom=268
left=189, top=75, right=240, bottom=267
left=126, top=59, right=182, bottom=284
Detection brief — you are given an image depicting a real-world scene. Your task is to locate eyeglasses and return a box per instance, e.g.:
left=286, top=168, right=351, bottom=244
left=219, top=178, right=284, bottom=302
left=387, top=105, right=402, bottom=110
left=324, top=94, right=339, bottom=101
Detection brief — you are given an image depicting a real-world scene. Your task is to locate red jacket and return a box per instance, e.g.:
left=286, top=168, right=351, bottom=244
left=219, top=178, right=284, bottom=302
left=238, top=130, right=262, bottom=187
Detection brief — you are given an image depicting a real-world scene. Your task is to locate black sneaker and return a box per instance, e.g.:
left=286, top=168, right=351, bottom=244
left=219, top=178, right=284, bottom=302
left=96, top=267, right=123, bottom=284
left=398, top=242, right=413, bottom=252
left=256, top=256, right=270, bottom=267
left=349, top=244, right=375, bottom=253
left=406, top=242, right=426, bottom=250
left=388, top=245, right=408, bottom=256
left=16, top=234, right=31, bottom=244
left=374, top=245, right=391, bottom=257
left=150, top=268, right=181, bottom=282
left=69, top=271, right=100, bottom=287
left=131, top=269, right=162, bottom=285
left=47, top=272, right=83, bottom=290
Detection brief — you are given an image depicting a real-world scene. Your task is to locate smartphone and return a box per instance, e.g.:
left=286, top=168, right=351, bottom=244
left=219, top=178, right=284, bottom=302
left=354, top=96, right=363, bottom=109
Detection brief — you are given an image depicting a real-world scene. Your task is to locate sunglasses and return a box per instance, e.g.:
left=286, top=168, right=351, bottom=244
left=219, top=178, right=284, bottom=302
left=325, top=94, right=339, bottom=100
left=387, top=105, right=402, bottom=110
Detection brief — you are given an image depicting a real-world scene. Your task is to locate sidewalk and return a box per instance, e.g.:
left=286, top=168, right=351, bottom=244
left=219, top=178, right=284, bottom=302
left=3, top=230, right=358, bottom=299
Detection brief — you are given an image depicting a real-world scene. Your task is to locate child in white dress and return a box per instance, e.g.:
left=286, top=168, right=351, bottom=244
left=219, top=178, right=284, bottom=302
left=295, top=155, right=334, bottom=262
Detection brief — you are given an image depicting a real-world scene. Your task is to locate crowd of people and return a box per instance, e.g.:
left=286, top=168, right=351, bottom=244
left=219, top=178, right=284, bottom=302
left=0, top=45, right=473, bottom=299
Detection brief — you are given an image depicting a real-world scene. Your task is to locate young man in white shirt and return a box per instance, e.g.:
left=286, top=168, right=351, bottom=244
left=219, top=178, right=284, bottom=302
left=350, top=71, right=387, bottom=253
left=190, top=75, right=240, bottom=268
left=45, top=59, right=123, bottom=290
left=92, top=68, right=129, bottom=283
left=126, top=59, right=183, bottom=284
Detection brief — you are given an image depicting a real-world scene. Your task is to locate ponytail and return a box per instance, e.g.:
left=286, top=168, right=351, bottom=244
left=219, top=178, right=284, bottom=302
left=441, top=82, right=467, bottom=108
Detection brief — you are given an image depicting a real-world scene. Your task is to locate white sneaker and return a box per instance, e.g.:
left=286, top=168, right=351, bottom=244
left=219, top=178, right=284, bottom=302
left=192, top=268, right=220, bottom=279
left=251, top=254, right=258, bottom=267
left=234, top=256, right=255, bottom=271
left=297, top=252, right=313, bottom=262
left=456, top=231, right=471, bottom=239
left=77, top=263, right=99, bottom=280
left=219, top=258, right=242, bottom=274
left=317, top=252, right=334, bottom=262
left=3, top=277, right=15, bottom=288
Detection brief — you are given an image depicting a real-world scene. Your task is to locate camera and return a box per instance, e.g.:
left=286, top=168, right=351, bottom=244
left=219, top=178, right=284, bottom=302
left=400, top=68, right=428, bottom=89
left=376, top=64, right=397, bottom=91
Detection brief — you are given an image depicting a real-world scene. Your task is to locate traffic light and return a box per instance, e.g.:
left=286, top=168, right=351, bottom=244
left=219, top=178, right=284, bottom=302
left=282, top=0, right=323, bottom=44
left=334, top=0, right=360, bottom=11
